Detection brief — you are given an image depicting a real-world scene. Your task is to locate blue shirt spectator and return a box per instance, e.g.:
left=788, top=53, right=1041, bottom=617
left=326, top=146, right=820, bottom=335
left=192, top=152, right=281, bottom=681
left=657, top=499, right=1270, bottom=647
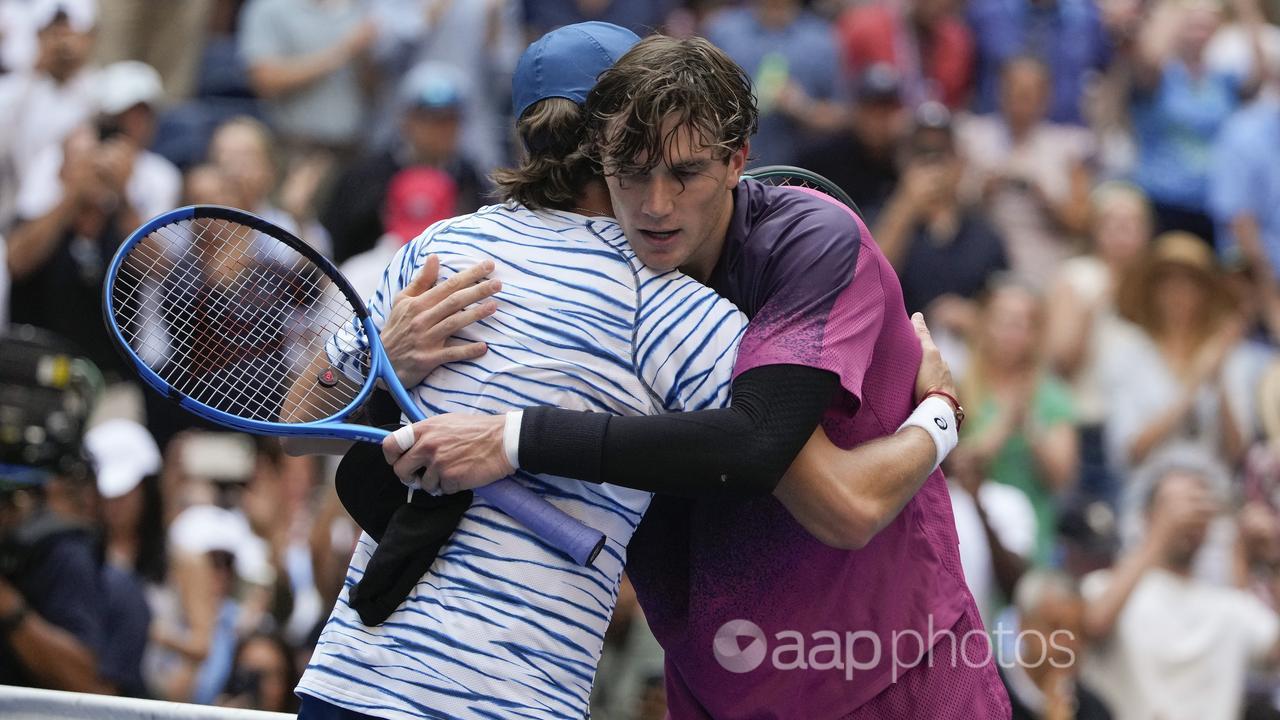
left=523, top=0, right=676, bottom=36
left=99, top=565, right=151, bottom=698
left=704, top=1, right=844, bottom=166
left=1131, top=61, right=1240, bottom=214
left=1209, top=96, right=1280, bottom=278
left=968, top=0, right=1110, bottom=125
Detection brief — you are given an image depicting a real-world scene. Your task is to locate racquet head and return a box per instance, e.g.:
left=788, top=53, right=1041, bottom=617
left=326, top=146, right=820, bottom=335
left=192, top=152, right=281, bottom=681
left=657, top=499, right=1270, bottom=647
left=744, top=165, right=865, bottom=220
left=104, top=205, right=376, bottom=434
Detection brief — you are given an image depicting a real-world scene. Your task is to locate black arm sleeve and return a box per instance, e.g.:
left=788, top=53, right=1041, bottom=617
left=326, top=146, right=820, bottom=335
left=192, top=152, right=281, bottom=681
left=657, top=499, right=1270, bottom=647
left=519, top=364, right=841, bottom=498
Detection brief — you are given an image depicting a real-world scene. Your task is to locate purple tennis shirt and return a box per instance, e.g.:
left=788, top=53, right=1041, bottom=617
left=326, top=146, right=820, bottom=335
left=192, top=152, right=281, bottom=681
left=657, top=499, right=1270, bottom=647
left=625, top=179, right=1001, bottom=717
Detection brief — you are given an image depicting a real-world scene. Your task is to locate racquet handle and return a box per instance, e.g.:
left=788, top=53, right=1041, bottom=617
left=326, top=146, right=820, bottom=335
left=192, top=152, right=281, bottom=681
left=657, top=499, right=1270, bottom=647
left=373, top=424, right=606, bottom=566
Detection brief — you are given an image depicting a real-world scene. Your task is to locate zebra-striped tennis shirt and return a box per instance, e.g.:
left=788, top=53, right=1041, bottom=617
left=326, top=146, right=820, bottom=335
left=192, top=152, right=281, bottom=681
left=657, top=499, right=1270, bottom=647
left=297, top=202, right=746, bottom=719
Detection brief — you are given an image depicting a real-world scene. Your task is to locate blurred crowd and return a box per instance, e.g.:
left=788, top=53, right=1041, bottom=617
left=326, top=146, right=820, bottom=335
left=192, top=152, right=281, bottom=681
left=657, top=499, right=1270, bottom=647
left=1, top=0, right=1280, bottom=718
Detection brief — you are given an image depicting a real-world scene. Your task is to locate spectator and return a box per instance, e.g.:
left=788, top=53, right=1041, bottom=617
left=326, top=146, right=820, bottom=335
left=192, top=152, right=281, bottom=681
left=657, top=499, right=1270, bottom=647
left=522, top=0, right=677, bottom=37
left=960, top=277, right=1079, bottom=565
left=16, top=60, right=181, bottom=234
left=370, top=0, right=522, bottom=174
left=704, top=0, right=847, bottom=166
left=1104, top=231, right=1249, bottom=476
left=1045, top=182, right=1153, bottom=506
left=206, top=116, right=332, bottom=256
left=237, top=0, right=375, bottom=156
left=959, top=56, right=1095, bottom=289
left=320, top=63, right=486, bottom=264
left=216, top=631, right=299, bottom=712
left=153, top=432, right=276, bottom=703
left=339, top=167, right=458, bottom=302
left=0, top=335, right=118, bottom=696
left=1002, top=571, right=1113, bottom=720
left=92, top=0, right=212, bottom=101
left=1128, top=0, right=1267, bottom=247
left=1209, top=80, right=1280, bottom=285
left=6, top=126, right=137, bottom=376
left=0, top=471, right=117, bottom=695
left=837, top=0, right=974, bottom=109
left=796, top=63, right=906, bottom=224
left=1081, top=446, right=1280, bottom=720
left=945, top=446, right=1036, bottom=625
left=85, top=419, right=166, bottom=584
left=1235, top=494, right=1280, bottom=718
left=967, top=0, right=1111, bottom=125
left=875, top=101, right=1008, bottom=324
left=0, top=0, right=98, bottom=231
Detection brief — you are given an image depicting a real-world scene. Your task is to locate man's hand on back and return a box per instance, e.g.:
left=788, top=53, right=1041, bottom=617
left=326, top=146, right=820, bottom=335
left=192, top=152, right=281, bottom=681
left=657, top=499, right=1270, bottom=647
left=380, top=255, right=501, bottom=388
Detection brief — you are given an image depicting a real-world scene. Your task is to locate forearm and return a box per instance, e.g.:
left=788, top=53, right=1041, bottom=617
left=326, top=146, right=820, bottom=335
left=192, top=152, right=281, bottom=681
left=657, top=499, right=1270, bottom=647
left=1084, top=542, right=1159, bottom=640
left=115, top=204, right=142, bottom=242
left=1240, top=4, right=1268, bottom=96
left=1045, top=285, right=1092, bottom=378
left=774, top=425, right=936, bottom=549
left=1047, top=165, right=1093, bottom=236
left=1033, top=425, right=1079, bottom=494
left=1134, top=3, right=1179, bottom=87
left=1219, top=388, right=1245, bottom=464
left=872, top=194, right=919, bottom=269
left=6, top=197, right=76, bottom=279
left=519, top=365, right=839, bottom=498
left=4, top=613, right=113, bottom=694
left=1128, top=387, right=1198, bottom=464
left=249, top=50, right=346, bottom=99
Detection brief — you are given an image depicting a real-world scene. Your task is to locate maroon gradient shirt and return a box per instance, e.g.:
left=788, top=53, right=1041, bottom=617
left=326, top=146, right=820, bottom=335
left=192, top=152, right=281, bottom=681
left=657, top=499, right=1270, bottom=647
left=625, top=180, right=1009, bottom=718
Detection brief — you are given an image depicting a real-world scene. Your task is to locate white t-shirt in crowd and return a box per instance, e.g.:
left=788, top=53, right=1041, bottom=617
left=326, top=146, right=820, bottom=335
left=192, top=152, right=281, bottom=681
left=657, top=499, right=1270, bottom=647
left=949, top=480, right=1037, bottom=625
left=0, top=69, right=97, bottom=229
left=337, top=232, right=401, bottom=305
left=0, top=70, right=97, bottom=178
left=16, top=144, right=182, bottom=223
left=1081, top=566, right=1280, bottom=720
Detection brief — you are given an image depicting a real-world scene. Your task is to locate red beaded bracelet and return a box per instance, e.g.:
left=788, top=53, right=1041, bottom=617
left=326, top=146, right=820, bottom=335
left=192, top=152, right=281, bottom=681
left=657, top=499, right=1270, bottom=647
left=923, top=389, right=965, bottom=429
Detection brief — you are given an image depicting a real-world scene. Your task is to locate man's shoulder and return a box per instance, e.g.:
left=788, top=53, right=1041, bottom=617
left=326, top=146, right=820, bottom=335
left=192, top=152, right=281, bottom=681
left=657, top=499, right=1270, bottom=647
left=741, top=180, right=863, bottom=245
left=429, top=205, right=635, bottom=275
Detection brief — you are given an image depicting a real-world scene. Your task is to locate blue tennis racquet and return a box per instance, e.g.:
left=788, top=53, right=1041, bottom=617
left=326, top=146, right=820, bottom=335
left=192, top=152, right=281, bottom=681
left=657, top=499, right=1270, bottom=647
left=103, top=205, right=606, bottom=566
left=744, top=165, right=864, bottom=220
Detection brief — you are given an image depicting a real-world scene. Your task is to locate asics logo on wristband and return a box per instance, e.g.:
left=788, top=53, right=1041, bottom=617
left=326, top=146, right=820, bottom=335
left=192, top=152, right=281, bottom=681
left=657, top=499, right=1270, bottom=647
left=935, top=417, right=948, bottom=430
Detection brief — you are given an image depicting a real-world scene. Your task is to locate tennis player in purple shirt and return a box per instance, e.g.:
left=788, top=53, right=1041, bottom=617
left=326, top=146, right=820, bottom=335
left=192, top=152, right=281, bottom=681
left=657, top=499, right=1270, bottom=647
left=384, top=35, right=1011, bottom=719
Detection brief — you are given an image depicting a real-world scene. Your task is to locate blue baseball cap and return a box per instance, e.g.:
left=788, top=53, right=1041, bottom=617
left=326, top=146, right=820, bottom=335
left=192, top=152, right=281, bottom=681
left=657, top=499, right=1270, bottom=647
left=512, top=21, right=640, bottom=122
left=399, top=62, right=466, bottom=113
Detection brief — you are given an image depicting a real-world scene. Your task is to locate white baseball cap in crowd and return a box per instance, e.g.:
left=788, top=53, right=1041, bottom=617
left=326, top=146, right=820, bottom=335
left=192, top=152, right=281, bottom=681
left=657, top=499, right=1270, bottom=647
left=96, top=60, right=164, bottom=115
left=31, top=0, right=96, bottom=33
left=85, top=419, right=161, bottom=499
left=168, top=504, right=276, bottom=585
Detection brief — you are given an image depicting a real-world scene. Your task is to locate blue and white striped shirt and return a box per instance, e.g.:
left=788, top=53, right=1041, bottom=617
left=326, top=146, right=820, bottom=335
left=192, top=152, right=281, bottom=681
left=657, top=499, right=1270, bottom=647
left=298, top=203, right=746, bottom=719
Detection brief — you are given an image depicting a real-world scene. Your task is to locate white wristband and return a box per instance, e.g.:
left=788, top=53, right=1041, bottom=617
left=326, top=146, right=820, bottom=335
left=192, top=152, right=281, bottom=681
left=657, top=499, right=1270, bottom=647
left=503, top=411, right=523, bottom=470
left=897, top=395, right=959, bottom=473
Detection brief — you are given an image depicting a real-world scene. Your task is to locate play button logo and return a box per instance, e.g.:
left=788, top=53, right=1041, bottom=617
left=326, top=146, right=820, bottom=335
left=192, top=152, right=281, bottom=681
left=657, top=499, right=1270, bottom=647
left=713, top=619, right=768, bottom=673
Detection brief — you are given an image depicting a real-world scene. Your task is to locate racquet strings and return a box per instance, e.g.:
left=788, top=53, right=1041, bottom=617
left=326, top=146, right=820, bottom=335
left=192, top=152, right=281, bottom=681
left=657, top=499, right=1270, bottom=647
left=110, top=217, right=371, bottom=424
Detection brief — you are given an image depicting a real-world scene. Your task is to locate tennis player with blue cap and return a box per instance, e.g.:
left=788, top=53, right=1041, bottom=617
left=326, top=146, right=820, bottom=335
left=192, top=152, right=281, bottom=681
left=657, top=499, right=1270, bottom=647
left=294, top=22, right=751, bottom=720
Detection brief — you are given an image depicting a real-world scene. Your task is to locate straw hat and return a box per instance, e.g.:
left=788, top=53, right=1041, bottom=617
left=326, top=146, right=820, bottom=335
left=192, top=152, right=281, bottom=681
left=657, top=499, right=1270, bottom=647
left=1117, top=231, right=1236, bottom=333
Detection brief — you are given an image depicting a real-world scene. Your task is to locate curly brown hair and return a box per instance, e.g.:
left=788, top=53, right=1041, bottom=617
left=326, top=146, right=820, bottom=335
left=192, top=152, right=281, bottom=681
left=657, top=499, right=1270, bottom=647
left=491, top=98, right=597, bottom=211
left=583, top=35, right=758, bottom=176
